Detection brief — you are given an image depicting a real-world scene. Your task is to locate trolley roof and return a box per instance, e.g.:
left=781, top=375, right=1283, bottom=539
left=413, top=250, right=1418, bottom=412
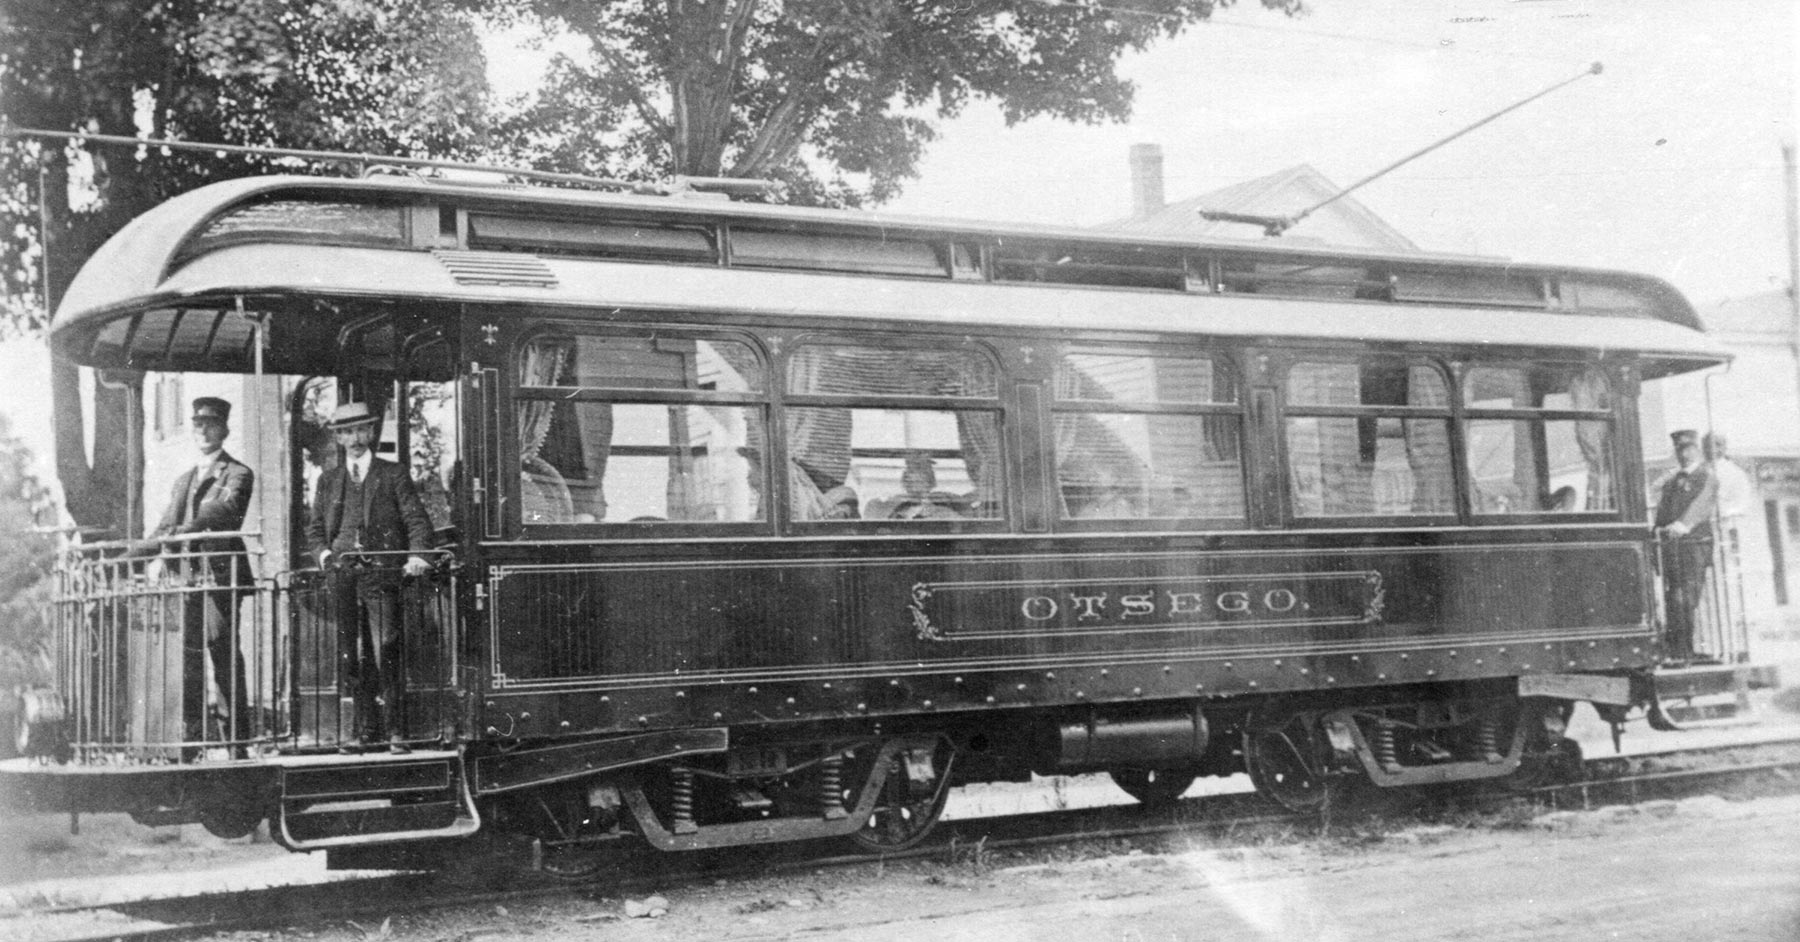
left=50, top=175, right=1727, bottom=375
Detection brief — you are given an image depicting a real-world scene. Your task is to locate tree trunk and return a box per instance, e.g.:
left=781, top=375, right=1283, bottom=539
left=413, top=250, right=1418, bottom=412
left=40, top=151, right=145, bottom=541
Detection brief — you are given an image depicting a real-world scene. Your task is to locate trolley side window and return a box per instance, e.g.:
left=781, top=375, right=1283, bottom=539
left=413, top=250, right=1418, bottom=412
left=1051, top=351, right=1245, bottom=524
left=514, top=331, right=768, bottom=527
left=1283, top=360, right=1456, bottom=519
left=1463, top=364, right=1616, bottom=516
left=784, top=344, right=1003, bottom=524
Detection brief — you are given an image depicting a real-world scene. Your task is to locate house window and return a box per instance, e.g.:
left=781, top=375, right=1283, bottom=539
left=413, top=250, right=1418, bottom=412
left=152, top=374, right=185, bottom=442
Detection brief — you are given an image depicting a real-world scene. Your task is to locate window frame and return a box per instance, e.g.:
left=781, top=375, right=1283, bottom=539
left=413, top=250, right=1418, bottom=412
left=779, top=335, right=1009, bottom=535
left=1278, top=355, right=1462, bottom=528
left=1048, top=345, right=1249, bottom=532
left=509, top=321, right=775, bottom=538
left=1459, top=360, right=1621, bottom=524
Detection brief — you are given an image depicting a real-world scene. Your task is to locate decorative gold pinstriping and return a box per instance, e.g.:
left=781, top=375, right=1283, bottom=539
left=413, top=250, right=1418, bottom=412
left=484, top=540, right=1649, bottom=691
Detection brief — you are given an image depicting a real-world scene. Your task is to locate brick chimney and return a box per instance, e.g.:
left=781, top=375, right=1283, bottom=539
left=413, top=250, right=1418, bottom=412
left=1129, top=143, right=1165, bottom=219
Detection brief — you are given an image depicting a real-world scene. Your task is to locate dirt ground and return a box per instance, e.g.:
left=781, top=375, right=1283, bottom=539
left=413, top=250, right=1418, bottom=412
left=19, top=792, right=1782, bottom=942
left=7, top=782, right=1800, bottom=941
left=5, top=686, right=1798, bottom=937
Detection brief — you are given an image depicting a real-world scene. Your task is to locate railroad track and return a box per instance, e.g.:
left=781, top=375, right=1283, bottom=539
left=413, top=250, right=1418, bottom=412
left=16, top=734, right=1800, bottom=942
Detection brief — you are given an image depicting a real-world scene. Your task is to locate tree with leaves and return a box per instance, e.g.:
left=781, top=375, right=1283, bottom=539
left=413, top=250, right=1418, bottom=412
left=0, top=413, right=57, bottom=757
left=0, top=0, right=493, bottom=538
left=493, top=0, right=1300, bottom=206
left=2, top=0, right=1303, bottom=534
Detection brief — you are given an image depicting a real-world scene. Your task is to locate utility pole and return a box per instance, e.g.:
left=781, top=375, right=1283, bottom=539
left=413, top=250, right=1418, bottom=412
left=1786, top=143, right=1800, bottom=449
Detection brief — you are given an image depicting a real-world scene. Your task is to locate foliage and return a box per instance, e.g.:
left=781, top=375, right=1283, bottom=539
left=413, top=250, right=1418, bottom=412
left=407, top=381, right=456, bottom=530
left=0, top=413, right=58, bottom=701
left=490, top=0, right=1302, bottom=208
left=0, top=0, right=495, bottom=534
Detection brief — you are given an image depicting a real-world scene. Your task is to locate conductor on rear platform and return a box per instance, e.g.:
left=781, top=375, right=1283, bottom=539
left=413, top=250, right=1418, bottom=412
left=135, top=397, right=256, bottom=752
left=1654, top=429, right=1718, bottom=663
left=306, top=402, right=433, bottom=754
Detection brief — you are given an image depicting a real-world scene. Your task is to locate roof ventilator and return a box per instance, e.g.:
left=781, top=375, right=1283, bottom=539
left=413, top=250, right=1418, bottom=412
left=432, top=248, right=558, bottom=288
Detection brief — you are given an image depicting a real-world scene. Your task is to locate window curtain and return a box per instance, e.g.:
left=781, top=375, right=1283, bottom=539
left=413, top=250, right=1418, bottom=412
left=518, top=338, right=571, bottom=462
left=933, top=357, right=1002, bottom=512
left=1204, top=363, right=1240, bottom=465
left=784, top=346, right=854, bottom=490
left=954, top=412, right=1002, bottom=511
left=1493, top=369, right=1537, bottom=511
left=1295, top=363, right=1371, bottom=515
left=1403, top=366, right=1454, bottom=513
left=517, top=338, right=574, bottom=521
left=1569, top=368, right=1614, bottom=510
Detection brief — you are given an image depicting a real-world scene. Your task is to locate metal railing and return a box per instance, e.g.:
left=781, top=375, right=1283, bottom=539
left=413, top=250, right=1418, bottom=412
left=1695, top=519, right=1751, bottom=664
left=52, top=537, right=459, bottom=763
left=285, top=549, right=461, bottom=752
left=1653, top=519, right=1751, bottom=667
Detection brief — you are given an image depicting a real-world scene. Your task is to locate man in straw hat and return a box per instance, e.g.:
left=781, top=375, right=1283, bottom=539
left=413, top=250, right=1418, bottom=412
left=135, top=396, right=257, bottom=756
left=1653, top=429, right=1718, bottom=663
left=306, top=402, right=433, bottom=753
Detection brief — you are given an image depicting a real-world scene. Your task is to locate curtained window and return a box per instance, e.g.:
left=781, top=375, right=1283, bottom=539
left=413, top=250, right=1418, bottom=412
left=515, top=330, right=767, bottom=527
left=1052, top=352, right=1244, bottom=523
left=784, top=344, right=1003, bottom=523
left=1285, top=360, right=1455, bottom=517
left=1463, top=364, right=1615, bottom=515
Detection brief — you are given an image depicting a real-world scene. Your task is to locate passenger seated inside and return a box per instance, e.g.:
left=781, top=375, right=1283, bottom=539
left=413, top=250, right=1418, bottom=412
left=869, top=454, right=965, bottom=520
left=1071, top=465, right=1138, bottom=519
left=818, top=485, right=861, bottom=519
left=1544, top=485, right=1579, bottom=513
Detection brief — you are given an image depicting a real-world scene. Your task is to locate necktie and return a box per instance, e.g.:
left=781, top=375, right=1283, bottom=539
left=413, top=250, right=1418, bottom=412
left=351, top=462, right=363, bottom=484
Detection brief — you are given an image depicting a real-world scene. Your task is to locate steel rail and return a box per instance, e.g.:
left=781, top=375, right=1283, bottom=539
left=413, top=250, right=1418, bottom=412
left=17, top=733, right=1800, bottom=942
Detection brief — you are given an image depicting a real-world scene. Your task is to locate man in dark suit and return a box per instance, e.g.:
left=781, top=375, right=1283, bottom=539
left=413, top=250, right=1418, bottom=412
left=136, top=397, right=257, bottom=754
left=1654, top=428, right=1719, bottom=663
left=306, top=402, right=433, bottom=753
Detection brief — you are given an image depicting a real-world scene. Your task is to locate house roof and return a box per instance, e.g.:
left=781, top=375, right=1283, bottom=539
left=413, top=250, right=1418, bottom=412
left=1701, top=288, right=1793, bottom=335
left=1097, top=163, right=1422, bottom=253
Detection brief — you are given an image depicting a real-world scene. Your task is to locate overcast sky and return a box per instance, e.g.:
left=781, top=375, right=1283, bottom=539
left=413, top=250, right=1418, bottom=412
left=881, top=0, right=1796, bottom=305
left=4, top=0, right=1795, bottom=480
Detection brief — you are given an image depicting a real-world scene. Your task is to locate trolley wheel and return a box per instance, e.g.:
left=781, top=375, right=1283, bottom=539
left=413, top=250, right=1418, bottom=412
left=848, top=739, right=954, bottom=854
left=1243, top=708, right=1335, bottom=814
left=200, top=804, right=266, bottom=841
left=1506, top=736, right=1585, bottom=793
left=538, top=844, right=619, bottom=882
left=1108, top=768, right=1197, bottom=807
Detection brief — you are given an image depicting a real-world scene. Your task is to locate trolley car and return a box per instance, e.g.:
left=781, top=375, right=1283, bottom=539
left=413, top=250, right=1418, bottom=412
left=0, top=173, right=1766, bottom=871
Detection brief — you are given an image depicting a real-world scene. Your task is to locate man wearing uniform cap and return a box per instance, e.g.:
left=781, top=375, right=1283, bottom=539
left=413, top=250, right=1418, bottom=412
left=305, top=402, right=433, bottom=753
left=135, top=397, right=257, bottom=755
left=1653, top=429, right=1718, bottom=662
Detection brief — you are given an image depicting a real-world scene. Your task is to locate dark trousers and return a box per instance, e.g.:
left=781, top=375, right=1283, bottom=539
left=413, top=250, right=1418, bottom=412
left=331, top=569, right=405, bottom=740
left=1661, top=537, right=1713, bottom=660
left=182, top=585, right=253, bottom=746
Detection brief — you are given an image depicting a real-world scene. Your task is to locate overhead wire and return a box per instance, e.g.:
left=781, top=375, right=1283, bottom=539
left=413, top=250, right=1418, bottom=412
left=1016, top=0, right=1580, bottom=65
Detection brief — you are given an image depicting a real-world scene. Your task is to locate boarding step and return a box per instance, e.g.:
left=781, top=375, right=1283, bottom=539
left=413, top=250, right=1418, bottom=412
left=276, top=751, right=481, bottom=850
left=1661, top=699, right=1757, bottom=727
left=1655, top=662, right=1776, bottom=700
left=1650, top=662, right=1779, bottom=731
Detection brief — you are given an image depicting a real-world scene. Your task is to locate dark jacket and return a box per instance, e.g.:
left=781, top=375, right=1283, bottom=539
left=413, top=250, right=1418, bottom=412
left=306, top=457, right=432, bottom=567
left=140, top=450, right=255, bottom=589
left=1654, top=464, right=1718, bottom=541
